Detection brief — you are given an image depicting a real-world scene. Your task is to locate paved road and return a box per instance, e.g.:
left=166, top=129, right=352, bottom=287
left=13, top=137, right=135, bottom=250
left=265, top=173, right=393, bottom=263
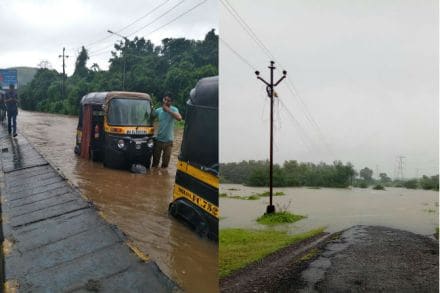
left=0, top=131, right=179, bottom=292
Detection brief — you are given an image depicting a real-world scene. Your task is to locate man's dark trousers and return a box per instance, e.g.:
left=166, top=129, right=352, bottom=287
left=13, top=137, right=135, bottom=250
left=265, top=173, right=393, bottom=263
left=7, top=109, right=17, bottom=135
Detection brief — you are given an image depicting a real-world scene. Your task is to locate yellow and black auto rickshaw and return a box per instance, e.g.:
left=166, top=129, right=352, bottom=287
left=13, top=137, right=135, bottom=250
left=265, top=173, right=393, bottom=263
left=74, top=91, right=154, bottom=169
left=169, top=76, right=218, bottom=240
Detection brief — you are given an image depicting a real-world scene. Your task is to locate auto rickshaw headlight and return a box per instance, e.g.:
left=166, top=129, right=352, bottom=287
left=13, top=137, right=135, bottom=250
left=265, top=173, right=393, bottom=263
left=147, top=139, right=154, bottom=148
left=117, top=139, right=125, bottom=149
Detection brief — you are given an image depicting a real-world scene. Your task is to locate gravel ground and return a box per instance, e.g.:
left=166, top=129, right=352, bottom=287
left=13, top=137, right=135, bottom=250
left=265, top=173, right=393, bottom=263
left=221, top=225, right=439, bottom=292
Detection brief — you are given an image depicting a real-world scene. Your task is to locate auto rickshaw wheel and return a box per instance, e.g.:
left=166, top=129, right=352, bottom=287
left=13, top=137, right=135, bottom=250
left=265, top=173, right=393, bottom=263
left=195, top=221, right=209, bottom=238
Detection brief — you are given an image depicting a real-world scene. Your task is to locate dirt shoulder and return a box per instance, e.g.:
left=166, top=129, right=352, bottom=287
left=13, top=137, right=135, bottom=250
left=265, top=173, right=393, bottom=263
left=220, top=231, right=330, bottom=292
left=220, top=225, right=439, bottom=292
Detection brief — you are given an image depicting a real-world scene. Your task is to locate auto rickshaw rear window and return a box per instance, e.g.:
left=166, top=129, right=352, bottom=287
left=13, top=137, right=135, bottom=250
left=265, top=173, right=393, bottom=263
left=107, top=98, right=151, bottom=126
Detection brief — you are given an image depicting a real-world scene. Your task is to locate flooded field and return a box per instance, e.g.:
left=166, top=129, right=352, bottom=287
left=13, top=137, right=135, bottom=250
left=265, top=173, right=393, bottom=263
left=17, top=110, right=217, bottom=293
left=220, top=184, right=439, bottom=236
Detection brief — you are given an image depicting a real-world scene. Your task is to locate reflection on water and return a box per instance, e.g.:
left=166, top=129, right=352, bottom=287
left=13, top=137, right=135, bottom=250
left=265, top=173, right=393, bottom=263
left=18, top=110, right=218, bottom=293
left=220, top=184, right=439, bottom=236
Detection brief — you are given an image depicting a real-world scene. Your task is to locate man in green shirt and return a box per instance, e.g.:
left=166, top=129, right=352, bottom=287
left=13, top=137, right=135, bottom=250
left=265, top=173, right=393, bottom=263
left=152, top=94, right=182, bottom=168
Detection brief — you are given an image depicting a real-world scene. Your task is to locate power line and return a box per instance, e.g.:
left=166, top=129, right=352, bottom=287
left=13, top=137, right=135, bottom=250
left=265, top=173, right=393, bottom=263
left=89, top=0, right=188, bottom=55
left=89, top=0, right=207, bottom=58
left=125, top=0, right=188, bottom=38
left=128, top=0, right=208, bottom=38
left=220, top=0, right=333, bottom=157
left=220, top=37, right=256, bottom=70
left=84, top=0, right=172, bottom=49
left=219, top=0, right=274, bottom=60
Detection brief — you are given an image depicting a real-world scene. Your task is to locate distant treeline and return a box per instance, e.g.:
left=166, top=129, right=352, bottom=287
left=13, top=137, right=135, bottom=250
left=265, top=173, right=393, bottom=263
left=18, top=30, right=218, bottom=116
left=221, top=160, right=439, bottom=190
left=220, top=160, right=356, bottom=188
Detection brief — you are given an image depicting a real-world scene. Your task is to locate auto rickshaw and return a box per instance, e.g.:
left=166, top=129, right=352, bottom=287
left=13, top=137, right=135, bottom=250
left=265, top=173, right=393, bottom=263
left=169, top=76, right=218, bottom=240
left=74, top=91, right=154, bottom=169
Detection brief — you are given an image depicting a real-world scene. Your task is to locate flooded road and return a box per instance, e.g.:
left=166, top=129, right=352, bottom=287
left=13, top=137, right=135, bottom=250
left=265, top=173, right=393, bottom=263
left=18, top=110, right=218, bottom=293
left=220, top=184, right=438, bottom=236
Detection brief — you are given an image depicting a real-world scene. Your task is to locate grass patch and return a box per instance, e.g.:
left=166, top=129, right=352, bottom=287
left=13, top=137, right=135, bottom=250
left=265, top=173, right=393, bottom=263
left=221, top=194, right=262, bottom=200
left=247, top=195, right=260, bottom=200
left=435, top=227, right=439, bottom=240
left=256, top=211, right=306, bottom=225
left=300, top=247, right=319, bottom=262
left=255, top=191, right=285, bottom=197
left=373, top=184, right=385, bottom=190
left=219, top=227, right=325, bottom=278
left=423, top=208, right=436, bottom=213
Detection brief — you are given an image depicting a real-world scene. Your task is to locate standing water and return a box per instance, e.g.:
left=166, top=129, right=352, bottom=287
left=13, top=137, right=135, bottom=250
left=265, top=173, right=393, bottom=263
left=18, top=110, right=218, bottom=293
left=220, top=184, right=438, bottom=236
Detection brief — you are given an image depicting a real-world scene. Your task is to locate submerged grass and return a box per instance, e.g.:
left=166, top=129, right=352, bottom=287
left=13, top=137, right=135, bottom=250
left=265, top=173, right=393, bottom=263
left=221, top=190, right=286, bottom=200
left=373, top=184, right=385, bottom=190
left=256, top=211, right=306, bottom=225
left=219, top=227, right=325, bottom=278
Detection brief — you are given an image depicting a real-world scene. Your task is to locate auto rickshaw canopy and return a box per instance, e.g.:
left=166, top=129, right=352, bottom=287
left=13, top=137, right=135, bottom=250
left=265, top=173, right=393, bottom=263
left=179, top=76, right=218, bottom=174
left=80, top=91, right=151, bottom=110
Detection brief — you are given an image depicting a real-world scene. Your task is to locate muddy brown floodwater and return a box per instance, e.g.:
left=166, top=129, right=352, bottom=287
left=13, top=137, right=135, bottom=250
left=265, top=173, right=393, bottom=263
left=18, top=110, right=218, bottom=293
left=220, top=184, right=438, bottom=236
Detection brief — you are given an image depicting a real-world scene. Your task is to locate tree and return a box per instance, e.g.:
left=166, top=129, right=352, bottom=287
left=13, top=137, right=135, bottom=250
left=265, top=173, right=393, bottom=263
left=37, top=60, right=52, bottom=69
left=359, top=167, right=373, bottom=182
left=18, top=30, right=219, bottom=116
left=73, top=46, right=89, bottom=78
left=379, top=173, right=391, bottom=184
left=90, top=63, right=100, bottom=72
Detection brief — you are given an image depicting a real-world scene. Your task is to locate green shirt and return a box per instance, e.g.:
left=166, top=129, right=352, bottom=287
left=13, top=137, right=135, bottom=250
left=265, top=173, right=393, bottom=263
left=155, top=106, right=179, bottom=142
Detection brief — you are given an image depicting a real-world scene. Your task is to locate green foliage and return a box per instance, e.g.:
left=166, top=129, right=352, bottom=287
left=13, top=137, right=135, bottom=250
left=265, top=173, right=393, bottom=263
left=379, top=172, right=392, bottom=185
left=403, top=179, right=418, bottom=189
left=419, top=175, right=439, bottom=190
left=359, top=167, right=373, bottom=182
left=373, top=184, right=385, bottom=190
left=221, top=160, right=356, bottom=188
left=256, top=211, right=306, bottom=225
left=354, top=180, right=368, bottom=188
left=219, top=227, right=325, bottom=277
left=18, top=30, right=218, bottom=116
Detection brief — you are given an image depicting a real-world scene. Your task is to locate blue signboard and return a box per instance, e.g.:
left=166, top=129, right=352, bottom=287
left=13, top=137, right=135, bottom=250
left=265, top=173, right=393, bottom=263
left=0, top=69, right=18, bottom=89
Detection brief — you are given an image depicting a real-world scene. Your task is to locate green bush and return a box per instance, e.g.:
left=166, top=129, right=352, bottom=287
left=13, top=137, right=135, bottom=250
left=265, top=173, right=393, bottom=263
left=256, top=211, right=305, bottom=225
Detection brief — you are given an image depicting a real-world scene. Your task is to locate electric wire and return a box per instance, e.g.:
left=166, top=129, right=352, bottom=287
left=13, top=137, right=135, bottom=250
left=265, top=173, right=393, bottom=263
left=89, top=0, right=188, bottom=55
left=84, top=0, right=172, bottom=49
left=220, top=0, right=333, bottom=157
left=89, top=0, right=207, bottom=58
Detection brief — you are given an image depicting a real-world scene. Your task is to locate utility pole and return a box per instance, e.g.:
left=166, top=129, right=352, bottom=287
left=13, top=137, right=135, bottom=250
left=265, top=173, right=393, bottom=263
left=396, top=155, right=405, bottom=180
left=58, top=47, right=69, bottom=99
left=108, top=30, right=128, bottom=90
left=255, top=61, right=287, bottom=214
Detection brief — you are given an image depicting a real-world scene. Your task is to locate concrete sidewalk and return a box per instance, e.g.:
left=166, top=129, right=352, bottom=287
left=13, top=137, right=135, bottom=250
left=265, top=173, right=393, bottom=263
left=0, top=130, right=179, bottom=292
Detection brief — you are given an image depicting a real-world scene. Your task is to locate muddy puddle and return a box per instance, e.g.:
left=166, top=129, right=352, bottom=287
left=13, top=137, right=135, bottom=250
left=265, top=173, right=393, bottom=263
left=220, top=184, right=438, bottom=236
left=18, top=110, right=218, bottom=293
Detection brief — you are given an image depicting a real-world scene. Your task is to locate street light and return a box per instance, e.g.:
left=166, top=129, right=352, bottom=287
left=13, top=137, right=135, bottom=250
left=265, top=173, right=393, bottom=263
left=107, top=30, right=129, bottom=90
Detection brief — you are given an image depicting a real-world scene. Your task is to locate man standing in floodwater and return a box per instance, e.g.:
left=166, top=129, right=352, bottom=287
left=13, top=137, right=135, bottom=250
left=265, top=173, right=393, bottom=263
left=152, top=94, right=182, bottom=168
left=5, top=84, right=18, bottom=137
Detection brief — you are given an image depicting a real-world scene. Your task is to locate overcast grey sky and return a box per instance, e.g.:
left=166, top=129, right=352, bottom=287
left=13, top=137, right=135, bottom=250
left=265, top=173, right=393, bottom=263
left=0, top=0, right=217, bottom=75
left=220, top=0, right=438, bottom=177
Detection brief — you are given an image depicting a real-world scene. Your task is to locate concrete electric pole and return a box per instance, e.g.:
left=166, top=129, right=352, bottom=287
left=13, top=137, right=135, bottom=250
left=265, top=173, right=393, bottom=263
left=58, top=47, right=69, bottom=99
left=255, top=61, right=287, bottom=214
left=108, top=30, right=129, bottom=90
